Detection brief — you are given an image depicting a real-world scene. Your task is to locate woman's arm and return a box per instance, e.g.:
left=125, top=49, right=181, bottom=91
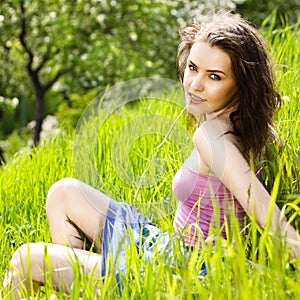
left=193, top=120, right=300, bottom=258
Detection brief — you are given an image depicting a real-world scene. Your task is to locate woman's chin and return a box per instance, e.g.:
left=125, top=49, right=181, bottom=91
left=185, top=104, right=207, bottom=116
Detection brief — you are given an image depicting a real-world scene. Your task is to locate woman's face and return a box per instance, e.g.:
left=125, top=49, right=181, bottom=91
left=183, top=41, right=237, bottom=117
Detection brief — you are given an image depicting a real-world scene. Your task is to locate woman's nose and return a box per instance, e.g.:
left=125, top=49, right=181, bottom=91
left=191, top=74, right=204, bottom=92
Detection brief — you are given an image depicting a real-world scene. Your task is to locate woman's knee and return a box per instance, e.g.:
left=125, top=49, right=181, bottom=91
left=10, top=244, right=30, bottom=271
left=9, top=243, right=44, bottom=276
left=46, top=178, right=79, bottom=216
left=5, top=243, right=53, bottom=295
left=3, top=244, right=30, bottom=292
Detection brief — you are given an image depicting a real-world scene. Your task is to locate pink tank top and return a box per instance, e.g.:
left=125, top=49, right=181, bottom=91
left=172, top=164, right=245, bottom=246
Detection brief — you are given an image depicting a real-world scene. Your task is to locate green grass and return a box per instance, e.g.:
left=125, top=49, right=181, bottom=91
left=1, top=19, right=300, bottom=299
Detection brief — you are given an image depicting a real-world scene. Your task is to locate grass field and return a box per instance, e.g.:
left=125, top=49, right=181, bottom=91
left=0, top=18, right=300, bottom=299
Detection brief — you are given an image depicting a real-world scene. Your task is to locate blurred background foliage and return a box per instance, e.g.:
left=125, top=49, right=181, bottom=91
left=0, top=0, right=299, bottom=161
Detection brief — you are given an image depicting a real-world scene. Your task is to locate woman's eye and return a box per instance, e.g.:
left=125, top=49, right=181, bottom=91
left=210, top=74, right=221, bottom=80
left=188, top=64, right=196, bottom=71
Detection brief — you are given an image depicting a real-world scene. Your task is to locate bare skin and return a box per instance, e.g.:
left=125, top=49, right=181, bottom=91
left=193, top=118, right=300, bottom=257
left=183, top=41, right=300, bottom=257
left=4, top=178, right=110, bottom=299
left=4, top=40, right=300, bottom=299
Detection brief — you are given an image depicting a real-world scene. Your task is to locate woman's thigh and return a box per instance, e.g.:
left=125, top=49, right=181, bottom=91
left=46, top=178, right=111, bottom=248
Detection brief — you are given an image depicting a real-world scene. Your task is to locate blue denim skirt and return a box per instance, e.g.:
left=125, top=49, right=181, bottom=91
left=100, top=199, right=206, bottom=285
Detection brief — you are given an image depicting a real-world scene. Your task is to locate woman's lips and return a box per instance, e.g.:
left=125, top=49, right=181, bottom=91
left=188, top=93, right=206, bottom=104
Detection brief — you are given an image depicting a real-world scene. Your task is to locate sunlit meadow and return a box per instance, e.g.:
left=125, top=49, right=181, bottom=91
left=0, top=16, right=299, bottom=299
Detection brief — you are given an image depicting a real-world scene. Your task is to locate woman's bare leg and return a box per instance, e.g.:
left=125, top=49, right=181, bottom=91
left=46, top=178, right=111, bottom=250
left=3, top=242, right=102, bottom=299
left=4, top=179, right=111, bottom=298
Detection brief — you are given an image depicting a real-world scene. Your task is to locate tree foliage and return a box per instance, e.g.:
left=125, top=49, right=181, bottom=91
left=1, top=0, right=297, bottom=147
left=0, top=0, right=180, bottom=144
left=236, top=0, right=300, bottom=25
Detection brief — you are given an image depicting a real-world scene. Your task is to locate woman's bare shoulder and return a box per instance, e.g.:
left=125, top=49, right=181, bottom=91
left=193, top=118, right=238, bottom=145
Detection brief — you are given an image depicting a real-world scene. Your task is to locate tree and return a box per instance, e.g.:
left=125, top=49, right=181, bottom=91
left=0, top=0, right=179, bottom=144
left=0, top=0, right=247, bottom=144
left=1, top=0, right=107, bottom=144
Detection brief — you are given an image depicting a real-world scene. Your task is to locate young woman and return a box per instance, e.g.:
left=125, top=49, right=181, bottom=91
left=4, top=11, right=300, bottom=298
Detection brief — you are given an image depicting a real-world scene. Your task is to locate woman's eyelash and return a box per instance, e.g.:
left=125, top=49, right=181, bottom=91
left=187, top=65, right=221, bottom=80
left=210, top=74, right=221, bottom=80
left=188, top=64, right=196, bottom=71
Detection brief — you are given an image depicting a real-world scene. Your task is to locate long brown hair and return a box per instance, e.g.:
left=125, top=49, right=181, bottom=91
left=177, top=12, right=281, bottom=162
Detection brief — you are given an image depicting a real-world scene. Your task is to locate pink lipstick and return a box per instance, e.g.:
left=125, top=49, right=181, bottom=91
left=188, top=93, right=206, bottom=104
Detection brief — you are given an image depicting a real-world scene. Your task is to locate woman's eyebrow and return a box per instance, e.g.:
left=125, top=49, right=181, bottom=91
left=187, top=60, right=198, bottom=69
left=188, top=59, right=227, bottom=75
left=207, top=69, right=226, bottom=75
